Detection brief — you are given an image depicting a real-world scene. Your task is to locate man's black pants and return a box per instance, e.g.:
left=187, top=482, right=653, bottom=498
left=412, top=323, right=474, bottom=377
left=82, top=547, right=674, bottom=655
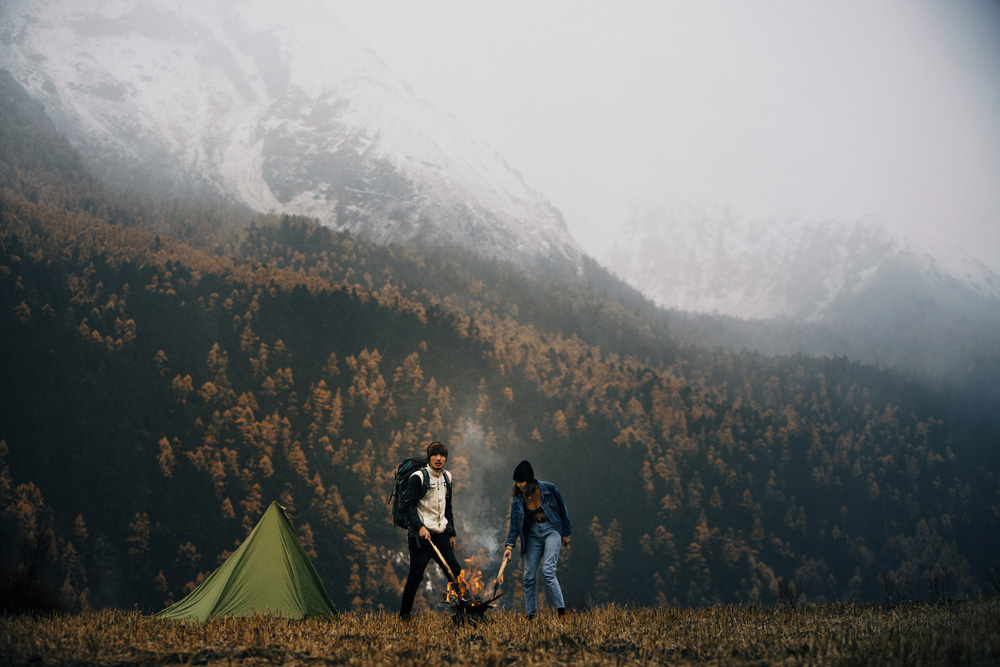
left=399, top=531, right=462, bottom=617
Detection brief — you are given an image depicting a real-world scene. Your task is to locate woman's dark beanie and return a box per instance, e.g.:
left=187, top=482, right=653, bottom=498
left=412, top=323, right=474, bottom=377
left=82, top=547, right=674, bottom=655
left=427, top=441, right=448, bottom=458
left=513, top=459, right=535, bottom=482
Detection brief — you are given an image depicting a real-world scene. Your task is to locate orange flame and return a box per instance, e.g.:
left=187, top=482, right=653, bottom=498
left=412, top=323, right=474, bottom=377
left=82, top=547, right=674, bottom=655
left=446, top=558, right=486, bottom=602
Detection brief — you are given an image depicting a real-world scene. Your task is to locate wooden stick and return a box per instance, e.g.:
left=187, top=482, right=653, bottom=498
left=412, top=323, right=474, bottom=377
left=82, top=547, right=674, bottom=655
left=491, top=555, right=510, bottom=598
left=426, top=535, right=457, bottom=583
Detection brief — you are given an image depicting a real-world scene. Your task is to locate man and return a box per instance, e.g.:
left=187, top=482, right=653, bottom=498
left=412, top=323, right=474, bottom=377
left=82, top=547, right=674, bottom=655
left=399, top=441, right=462, bottom=620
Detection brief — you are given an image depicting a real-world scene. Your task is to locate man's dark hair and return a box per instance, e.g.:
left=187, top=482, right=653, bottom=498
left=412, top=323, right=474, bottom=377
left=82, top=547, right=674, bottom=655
left=427, top=441, right=448, bottom=459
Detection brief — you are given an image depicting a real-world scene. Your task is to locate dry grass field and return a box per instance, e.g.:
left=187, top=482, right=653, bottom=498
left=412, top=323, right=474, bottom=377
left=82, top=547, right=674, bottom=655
left=2, top=600, right=998, bottom=666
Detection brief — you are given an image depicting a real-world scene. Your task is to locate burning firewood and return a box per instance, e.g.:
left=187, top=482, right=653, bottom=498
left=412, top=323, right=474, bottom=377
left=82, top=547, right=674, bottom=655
left=442, top=557, right=506, bottom=625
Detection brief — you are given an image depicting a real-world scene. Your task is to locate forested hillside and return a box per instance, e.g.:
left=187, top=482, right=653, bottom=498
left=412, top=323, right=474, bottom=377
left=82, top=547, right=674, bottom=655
left=2, top=69, right=998, bottom=613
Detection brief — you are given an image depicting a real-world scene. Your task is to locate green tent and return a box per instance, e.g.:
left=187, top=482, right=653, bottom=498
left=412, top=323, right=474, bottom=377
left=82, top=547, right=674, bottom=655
left=156, top=501, right=336, bottom=621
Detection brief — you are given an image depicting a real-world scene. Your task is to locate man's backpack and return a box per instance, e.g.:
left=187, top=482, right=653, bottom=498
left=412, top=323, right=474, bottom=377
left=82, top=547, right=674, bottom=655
left=388, top=456, right=452, bottom=528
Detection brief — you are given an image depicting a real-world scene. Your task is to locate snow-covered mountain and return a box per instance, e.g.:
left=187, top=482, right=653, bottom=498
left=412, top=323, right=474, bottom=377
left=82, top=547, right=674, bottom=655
left=0, top=0, right=582, bottom=270
left=604, top=202, right=1000, bottom=374
left=606, top=202, right=1000, bottom=321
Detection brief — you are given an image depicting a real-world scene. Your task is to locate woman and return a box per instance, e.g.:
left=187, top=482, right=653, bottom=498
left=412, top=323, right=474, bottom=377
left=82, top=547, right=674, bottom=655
left=503, top=459, right=572, bottom=619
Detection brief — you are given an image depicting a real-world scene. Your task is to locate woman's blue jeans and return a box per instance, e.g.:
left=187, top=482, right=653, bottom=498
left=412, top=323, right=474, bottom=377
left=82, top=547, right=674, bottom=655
left=522, top=520, right=564, bottom=615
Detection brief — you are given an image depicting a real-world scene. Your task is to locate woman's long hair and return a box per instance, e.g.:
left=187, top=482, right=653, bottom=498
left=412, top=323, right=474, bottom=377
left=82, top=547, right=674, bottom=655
left=511, top=479, right=539, bottom=499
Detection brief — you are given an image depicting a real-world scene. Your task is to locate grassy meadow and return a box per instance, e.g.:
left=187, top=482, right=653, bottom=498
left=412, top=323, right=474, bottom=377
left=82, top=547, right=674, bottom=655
left=2, top=600, right=998, bottom=666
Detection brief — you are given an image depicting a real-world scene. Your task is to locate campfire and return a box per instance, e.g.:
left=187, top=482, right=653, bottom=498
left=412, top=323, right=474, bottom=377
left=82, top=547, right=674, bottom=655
left=443, top=557, right=505, bottom=625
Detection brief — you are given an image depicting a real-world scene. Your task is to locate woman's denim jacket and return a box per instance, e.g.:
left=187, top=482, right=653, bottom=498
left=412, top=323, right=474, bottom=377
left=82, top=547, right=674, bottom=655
left=505, top=481, right=572, bottom=554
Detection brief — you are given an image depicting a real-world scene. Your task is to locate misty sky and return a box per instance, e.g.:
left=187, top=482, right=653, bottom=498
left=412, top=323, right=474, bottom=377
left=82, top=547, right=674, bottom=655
left=327, top=0, right=1000, bottom=271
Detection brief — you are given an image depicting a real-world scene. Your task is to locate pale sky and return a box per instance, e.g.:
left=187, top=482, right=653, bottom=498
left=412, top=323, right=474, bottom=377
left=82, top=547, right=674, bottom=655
left=327, top=0, right=1000, bottom=271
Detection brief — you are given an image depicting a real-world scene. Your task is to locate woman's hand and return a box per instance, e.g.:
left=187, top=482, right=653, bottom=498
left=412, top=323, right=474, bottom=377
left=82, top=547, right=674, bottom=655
left=503, top=545, right=513, bottom=560
left=562, top=536, right=571, bottom=547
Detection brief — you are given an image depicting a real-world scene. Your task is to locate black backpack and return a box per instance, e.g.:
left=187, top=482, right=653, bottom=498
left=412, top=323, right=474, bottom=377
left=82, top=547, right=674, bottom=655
left=388, top=456, right=452, bottom=528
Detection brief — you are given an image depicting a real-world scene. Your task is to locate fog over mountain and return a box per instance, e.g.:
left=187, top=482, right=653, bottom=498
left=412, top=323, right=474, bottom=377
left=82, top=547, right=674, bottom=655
left=0, top=0, right=582, bottom=270
left=602, top=203, right=1000, bottom=376
left=328, top=1, right=1000, bottom=276
left=606, top=204, right=1000, bottom=321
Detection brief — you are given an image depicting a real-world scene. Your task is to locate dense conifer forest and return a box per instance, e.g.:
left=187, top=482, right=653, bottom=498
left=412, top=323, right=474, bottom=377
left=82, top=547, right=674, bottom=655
left=1, top=68, right=998, bottom=614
